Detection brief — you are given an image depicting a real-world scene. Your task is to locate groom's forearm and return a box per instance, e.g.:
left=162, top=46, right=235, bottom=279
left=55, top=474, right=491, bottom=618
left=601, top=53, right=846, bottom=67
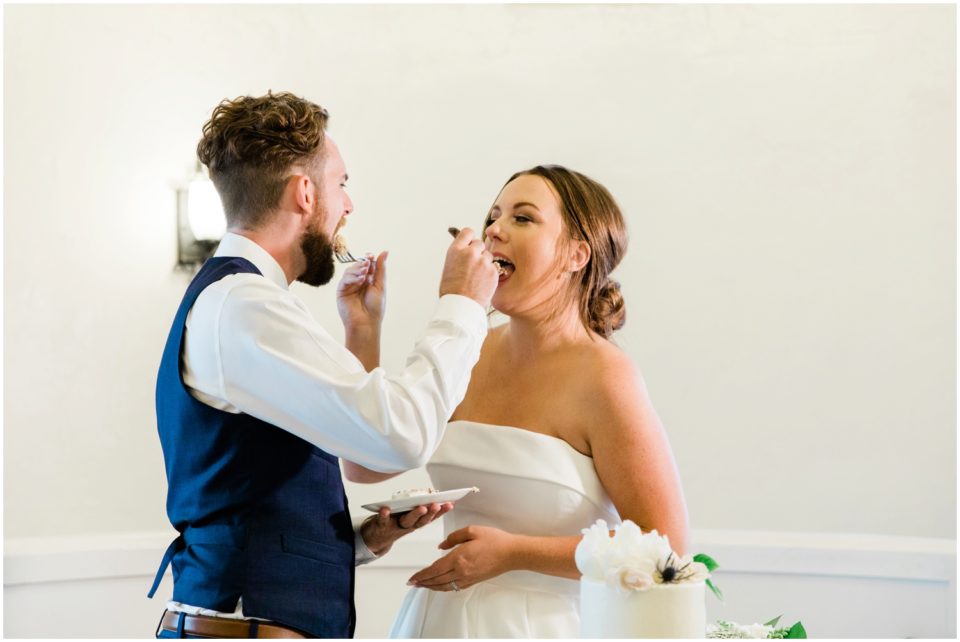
left=344, top=325, right=381, bottom=372
left=510, top=534, right=582, bottom=580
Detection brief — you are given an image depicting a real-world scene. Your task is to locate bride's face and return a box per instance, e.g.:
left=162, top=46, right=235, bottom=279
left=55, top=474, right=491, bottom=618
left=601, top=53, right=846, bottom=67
left=483, top=174, right=575, bottom=317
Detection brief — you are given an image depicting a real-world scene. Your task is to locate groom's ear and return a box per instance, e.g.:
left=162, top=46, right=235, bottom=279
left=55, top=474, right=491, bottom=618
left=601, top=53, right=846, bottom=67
left=566, top=239, right=591, bottom=273
left=280, top=170, right=315, bottom=217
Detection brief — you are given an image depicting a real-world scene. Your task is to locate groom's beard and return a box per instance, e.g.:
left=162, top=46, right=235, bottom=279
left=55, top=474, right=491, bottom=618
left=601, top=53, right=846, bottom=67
left=297, top=208, right=336, bottom=287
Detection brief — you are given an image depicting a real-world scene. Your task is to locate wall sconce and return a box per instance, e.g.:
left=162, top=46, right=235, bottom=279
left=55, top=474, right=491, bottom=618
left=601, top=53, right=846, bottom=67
left=177, top=161, right=226, bottom=268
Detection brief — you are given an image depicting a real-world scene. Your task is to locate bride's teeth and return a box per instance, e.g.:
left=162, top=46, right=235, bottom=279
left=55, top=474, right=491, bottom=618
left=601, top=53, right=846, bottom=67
left=492, top=257, right=514, bottom=277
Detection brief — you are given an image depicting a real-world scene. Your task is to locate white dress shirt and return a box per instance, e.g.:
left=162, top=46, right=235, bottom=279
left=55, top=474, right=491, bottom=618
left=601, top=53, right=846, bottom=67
left=166, top=232, right=487, bottom=619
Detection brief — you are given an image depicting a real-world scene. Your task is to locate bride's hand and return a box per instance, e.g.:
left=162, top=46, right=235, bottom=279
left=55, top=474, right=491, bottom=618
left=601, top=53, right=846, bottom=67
left=407, top=525, right=517, bottom=592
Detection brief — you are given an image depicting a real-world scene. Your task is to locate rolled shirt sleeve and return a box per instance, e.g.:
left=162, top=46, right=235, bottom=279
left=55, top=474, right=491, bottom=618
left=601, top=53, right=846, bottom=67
left=194, top=274, right=487, bottom=472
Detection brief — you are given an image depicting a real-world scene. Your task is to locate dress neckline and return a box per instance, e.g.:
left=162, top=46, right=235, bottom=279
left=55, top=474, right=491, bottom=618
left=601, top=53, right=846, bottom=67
left=448, top=419, right=593, bottom=461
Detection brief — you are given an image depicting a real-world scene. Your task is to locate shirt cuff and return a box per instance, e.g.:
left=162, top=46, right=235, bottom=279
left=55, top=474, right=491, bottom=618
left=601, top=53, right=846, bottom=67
left=354, top=525, right=379, bottom=566
left=434, top=294, right=488, bottom=337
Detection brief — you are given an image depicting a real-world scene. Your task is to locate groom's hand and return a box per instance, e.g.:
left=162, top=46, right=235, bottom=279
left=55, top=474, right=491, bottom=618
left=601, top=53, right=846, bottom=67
left=439, top=228, right=498, bottom=307
left=360, top=502, right=454, bottom=557
left=337, top=251, right=388, bottom=331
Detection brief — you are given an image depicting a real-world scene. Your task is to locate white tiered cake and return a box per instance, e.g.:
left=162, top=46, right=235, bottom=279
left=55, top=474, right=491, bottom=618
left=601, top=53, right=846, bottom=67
left=580, top=576, right=706, bottom=638
left=575, top=520, right=708, bottom=639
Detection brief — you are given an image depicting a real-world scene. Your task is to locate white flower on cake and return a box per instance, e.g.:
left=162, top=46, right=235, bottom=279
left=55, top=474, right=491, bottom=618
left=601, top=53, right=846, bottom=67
left=604, top=562, right=655, bottom=594
left=677, top=555, right=711, bottom=583
left=575, top=519, right=632, bottom=579
left=576, top=519, right=709, bottom=591
left=576, top=520, right=714, bottom=639
left=577, top=522, right=807, bottom=639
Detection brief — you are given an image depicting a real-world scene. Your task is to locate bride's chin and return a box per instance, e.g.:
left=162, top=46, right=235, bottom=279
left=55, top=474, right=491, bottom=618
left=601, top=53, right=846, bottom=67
left=490, top=295, right=514, bottom=316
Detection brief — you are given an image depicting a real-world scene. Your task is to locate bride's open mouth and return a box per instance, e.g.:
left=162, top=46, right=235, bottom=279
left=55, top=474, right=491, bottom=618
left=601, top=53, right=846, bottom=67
left=492, top=257, right=515, bottom=283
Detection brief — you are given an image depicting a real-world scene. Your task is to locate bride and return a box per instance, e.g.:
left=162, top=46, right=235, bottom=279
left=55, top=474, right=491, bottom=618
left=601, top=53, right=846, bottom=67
left=351, top=165, right=689, bottom=638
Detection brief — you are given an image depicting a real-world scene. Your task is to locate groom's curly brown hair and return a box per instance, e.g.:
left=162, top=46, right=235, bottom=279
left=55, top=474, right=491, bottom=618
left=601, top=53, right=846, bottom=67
left=197, top=91, right=330, bottom=229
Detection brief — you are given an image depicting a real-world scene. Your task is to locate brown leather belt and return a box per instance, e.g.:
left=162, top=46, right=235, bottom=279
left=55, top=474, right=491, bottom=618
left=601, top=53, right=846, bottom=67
left=158, top=610, right=307, bottom=639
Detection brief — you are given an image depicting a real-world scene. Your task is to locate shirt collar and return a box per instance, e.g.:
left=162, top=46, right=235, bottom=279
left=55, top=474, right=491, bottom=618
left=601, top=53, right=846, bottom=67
left=214, top=233, right=290, bottom=290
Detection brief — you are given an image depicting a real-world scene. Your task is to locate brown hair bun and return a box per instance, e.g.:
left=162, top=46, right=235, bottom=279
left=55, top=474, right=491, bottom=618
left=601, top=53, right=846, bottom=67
left=589, top=278, right=626, bottom=338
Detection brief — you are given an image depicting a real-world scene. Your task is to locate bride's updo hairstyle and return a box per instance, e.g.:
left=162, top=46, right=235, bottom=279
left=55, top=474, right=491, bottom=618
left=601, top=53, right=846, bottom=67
left=500, top=165, right=628, bottom=339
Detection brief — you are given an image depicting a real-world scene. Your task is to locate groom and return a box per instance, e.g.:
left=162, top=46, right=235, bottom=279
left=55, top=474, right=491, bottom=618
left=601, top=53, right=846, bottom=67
left=149, top=92, right=499, bottom=638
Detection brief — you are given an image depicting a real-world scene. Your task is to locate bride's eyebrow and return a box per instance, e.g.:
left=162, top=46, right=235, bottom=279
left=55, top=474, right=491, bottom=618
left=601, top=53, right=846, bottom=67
left=487, top=201, right=540, bottom=216
left=511, top=201, right=541, bottom=212
left=489, top=202, right=541, bottom=213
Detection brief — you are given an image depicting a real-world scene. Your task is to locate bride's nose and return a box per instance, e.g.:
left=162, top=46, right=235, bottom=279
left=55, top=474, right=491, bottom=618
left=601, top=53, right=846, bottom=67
left=485, top=219, right=505, bottom=245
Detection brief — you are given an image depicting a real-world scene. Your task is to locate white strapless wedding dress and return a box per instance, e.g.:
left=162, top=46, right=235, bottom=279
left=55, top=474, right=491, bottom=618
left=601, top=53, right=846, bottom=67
left=389, top=420, right=621, bottom=638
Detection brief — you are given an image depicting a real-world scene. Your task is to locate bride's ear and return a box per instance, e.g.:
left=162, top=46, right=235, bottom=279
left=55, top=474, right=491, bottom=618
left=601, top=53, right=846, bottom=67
left=566, top=239, right=591, bottom=273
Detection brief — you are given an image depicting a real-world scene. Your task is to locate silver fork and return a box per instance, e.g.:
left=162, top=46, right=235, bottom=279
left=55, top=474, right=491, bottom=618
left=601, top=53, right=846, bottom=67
left=335, top=248, right=358, bottom=263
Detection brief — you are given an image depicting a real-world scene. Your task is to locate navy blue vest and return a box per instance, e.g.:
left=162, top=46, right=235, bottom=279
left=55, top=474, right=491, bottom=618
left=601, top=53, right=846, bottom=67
left=149, top=257, right=356, bottom=638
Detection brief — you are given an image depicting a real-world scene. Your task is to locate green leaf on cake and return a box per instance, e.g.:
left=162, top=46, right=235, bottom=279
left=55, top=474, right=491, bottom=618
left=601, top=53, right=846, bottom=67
left=764, top=615, right=783, bottom=628
left=694, top=553, right=722, bottom=600
left=694, top=553, right=719, bottom=572
left=785, top=622, right=807, bottom=638
left=705, top=578, right=723, bottom=601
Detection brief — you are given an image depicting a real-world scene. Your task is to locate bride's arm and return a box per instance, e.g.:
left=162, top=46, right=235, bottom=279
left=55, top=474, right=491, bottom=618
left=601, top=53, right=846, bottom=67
left=505, top=354, right=691, bottom=576
left=406, top=527, right=582, bottom=591
left=587, top=353, right=689, bottom=555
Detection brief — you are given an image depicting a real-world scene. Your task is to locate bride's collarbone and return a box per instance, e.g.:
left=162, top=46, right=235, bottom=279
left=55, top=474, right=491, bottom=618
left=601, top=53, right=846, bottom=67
left=457, top=344, right=601, bottom=451
left=470, top=358, right=597, bottom=407
left=454, top=392, right=593, bottom=456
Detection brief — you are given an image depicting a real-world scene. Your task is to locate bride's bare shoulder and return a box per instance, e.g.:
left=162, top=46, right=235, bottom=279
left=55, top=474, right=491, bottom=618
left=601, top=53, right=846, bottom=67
left=577, top=340, right=657, bottom=432
left=580, top=337, right=644, bottom=387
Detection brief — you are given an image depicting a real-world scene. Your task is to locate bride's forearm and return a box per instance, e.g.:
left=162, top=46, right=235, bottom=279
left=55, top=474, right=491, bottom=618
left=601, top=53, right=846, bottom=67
left=509, top=534, right=583, bottom=580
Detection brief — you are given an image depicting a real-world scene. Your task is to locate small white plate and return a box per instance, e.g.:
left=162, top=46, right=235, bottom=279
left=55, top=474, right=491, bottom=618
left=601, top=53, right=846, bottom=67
left=361, top=487, right=479, bottom=513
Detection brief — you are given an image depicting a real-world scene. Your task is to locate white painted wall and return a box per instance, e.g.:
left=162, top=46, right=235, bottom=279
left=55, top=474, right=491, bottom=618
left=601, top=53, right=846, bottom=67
left=2, top=3, right=955, bottom=635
